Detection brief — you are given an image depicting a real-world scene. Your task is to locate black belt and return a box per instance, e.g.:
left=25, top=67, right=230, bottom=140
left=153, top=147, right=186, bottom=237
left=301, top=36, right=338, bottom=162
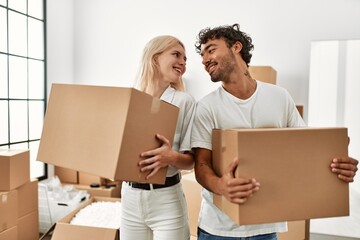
left=128, top=173, right=180, bottom=190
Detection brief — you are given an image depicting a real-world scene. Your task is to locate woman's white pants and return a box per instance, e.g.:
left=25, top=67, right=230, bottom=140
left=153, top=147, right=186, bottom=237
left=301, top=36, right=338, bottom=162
left=120, top=182, right=190, bottom=240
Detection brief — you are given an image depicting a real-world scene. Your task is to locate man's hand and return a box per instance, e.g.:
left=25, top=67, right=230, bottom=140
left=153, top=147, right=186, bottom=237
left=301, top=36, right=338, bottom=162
left=219, top=158, right=260, bottom=204
left=331, top=157, right=358, bottom=183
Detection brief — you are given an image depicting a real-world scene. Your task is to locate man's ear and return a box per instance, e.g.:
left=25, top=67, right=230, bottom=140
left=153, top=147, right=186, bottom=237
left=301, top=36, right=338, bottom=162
left=232, top=41, right=243, bottom=53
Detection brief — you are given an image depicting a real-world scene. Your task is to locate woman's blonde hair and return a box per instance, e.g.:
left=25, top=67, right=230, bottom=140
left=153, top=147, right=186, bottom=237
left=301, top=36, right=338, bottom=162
left=136, top=35, right=186, bottom=94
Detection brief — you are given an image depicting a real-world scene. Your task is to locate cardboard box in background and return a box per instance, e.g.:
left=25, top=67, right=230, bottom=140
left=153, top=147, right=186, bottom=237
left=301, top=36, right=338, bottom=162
left=51, top=197, right=120, bottom=240
left=37, top=84, right=179, bottom=184
left=181, top=171, right=201, bottom=237
left=73, top=184, right=121, bottom=198
left=55, top=166, right=79, bottom=184
left=296, top=105, right=304, bottom=118
left=17, top=210, right=39, bottom=240
left=0, top=190, right=18, bottom=233
left=249, top=66, right=277, bottom=85
left=79, top=172, right=106, bottom=186
left=0, top=226, right=17, bottom=240
left=212, top=127, right=349, bottom=225
left=17, top=179, right=38, bottom=218
left=278, top=220, right=310, bottom=240
left=0, top=149, right=30, bottom=191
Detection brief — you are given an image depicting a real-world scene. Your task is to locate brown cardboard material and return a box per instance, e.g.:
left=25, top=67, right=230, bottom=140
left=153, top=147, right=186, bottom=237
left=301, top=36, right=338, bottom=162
left=51, top=197, right=120, bottom=240
left=278, top=220, right=310, bottom=240
left=249, top=66, right=277, bottom=85
left=0, top=149, right=30, bottom=191
left=37, top=84, right=179, bottom=184
left=17, top=210, right=39, bottom=240
left=73, top=184, right=121, bottom=198
left=17, top=178, right=38, bottom=218
left=182, top=171, right=201, bottom=237
left=79, top=172, right=106, bottom=186
left=0, top=226, right=17, bottom=240
left=212, top=127, right=349, bottom=225
left=0, top=190, right=18, bottom=232
left=55, top=166, right=79, bottom=184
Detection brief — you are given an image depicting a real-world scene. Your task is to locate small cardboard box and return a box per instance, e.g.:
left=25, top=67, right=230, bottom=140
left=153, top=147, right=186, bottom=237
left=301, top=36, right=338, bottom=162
left=0, top=149, right=30, bottom=191
left=248, top=66, right=277, bottom=85
left=37, top=84, right=179, bottom=184
left=51, top=197, right=120, bottom=240
left=0, top=190, right=18, bottom=233
left=212, top=127, right=349, bottom=225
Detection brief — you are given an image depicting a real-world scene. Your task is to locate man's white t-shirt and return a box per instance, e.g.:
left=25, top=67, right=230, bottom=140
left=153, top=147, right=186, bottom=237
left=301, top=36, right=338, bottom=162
left=191, top=80, right=306, bottom=237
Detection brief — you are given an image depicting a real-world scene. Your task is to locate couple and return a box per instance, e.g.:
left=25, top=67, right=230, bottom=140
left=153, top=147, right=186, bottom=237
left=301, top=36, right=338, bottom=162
left=120, top=24, right=359, bottom=240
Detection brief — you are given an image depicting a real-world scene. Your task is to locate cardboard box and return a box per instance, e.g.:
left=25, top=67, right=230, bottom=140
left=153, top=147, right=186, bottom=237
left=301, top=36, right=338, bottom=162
left=73, top=184, right=121, bottom=198
left=37, top=83, right=179, bottom=184
left=278, top=220, right=309, bottom=240
left=249, top=66, right=277, bottom=85
left=0, top=149, right=30, bottom=191
left=296, top=105, right=304, bottom=118
left=79, top=172, right=106, bottom=186
left=17, top=210, right=39, bottom=240
left=51, top=197, right=120, bottom=240
left=182, top=171, right=201, bottom=237
left=0, top=226, right=17, bottom=240
left=0, top=190, right=18, bottom=232
left=17, top=178, right=38, bottom=218
left=55, top=166, right=79, bottom=184
left=212, top=127, right=349, bottom=225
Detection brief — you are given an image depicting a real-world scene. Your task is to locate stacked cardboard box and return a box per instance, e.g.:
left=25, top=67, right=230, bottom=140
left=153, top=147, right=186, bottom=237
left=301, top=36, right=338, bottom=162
left=0, top=149, right=39, bottom=240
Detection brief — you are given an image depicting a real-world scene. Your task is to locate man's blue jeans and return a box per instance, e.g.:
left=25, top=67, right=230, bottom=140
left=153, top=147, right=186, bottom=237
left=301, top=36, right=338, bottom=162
left=197, top=228, right=278, bottom=240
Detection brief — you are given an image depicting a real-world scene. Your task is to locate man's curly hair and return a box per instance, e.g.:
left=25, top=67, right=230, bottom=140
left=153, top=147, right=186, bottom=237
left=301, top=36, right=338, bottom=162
left=195, top=24, right=254, bottom=66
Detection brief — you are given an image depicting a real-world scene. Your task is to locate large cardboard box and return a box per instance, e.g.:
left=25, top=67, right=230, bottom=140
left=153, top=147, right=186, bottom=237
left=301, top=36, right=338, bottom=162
left=249, top=66, right=277, bottom=85
left=278, top=220, right=309, bottom=240
left=17, top=178, right=38, bottom=217
left=0, top=226, right=17, bottom=240
left=79, top=172, right=106, bottom=186
left=37, top=84, right=179, bottom=184
left=51, top=197, right=120, bottom=240
left=73, top=184, right=121, bottom=198
left=0, top=190, right=18, bottom=232
left=55, top=166, right=79, bottom=184
left=212, top=127, right=349, bottom=225
left=0, top=149, right=30, bottom=191
left=182, top=171, right=201, bottom=237
left=17, top=210, right=39, bottom=240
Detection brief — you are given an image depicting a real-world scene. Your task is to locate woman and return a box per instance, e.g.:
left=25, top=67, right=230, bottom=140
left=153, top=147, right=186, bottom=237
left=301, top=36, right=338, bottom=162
left=120, top=35, right=196, bottom=240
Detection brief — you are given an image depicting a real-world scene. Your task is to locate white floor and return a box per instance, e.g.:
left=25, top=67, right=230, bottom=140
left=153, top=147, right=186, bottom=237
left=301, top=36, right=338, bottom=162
left=310, top=233, right=360, bottom=240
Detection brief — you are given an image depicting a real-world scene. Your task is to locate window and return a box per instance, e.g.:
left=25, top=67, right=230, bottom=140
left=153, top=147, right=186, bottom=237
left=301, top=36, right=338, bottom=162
left=0, top=0, right=47, bottom=180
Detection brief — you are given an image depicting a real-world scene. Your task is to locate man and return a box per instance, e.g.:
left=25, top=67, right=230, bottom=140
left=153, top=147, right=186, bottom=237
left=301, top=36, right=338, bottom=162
left=190, top=23, right=358, bottom=240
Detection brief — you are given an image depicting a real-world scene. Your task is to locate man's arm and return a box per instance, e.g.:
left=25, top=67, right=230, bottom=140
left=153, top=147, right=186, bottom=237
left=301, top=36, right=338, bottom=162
left=194, top=147, right=260, bottom=204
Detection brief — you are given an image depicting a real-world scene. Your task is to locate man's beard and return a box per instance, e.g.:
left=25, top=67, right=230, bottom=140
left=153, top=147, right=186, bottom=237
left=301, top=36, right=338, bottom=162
left=210, top=50, right=237, bottom=83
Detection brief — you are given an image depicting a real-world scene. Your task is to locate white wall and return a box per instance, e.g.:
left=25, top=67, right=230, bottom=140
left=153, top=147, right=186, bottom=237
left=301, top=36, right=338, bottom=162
left=46, top=0, right=360, bottom=237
